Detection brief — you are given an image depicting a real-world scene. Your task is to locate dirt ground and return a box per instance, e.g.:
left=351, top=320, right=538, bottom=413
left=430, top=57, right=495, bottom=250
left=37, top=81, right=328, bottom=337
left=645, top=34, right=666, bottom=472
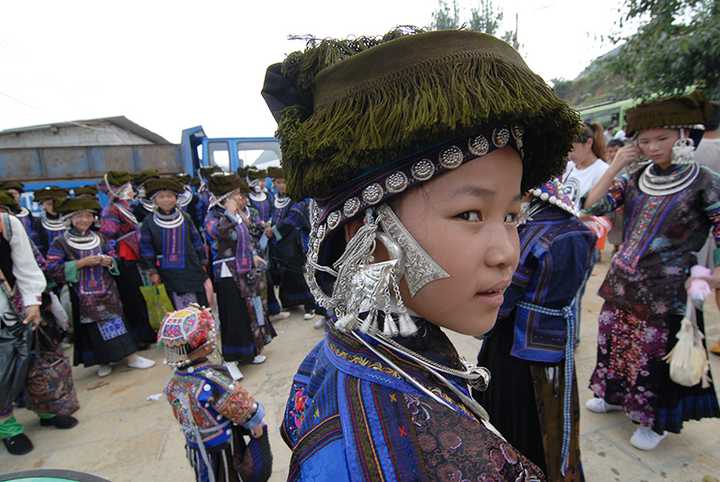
left=1, top=250, right=719, bottom=481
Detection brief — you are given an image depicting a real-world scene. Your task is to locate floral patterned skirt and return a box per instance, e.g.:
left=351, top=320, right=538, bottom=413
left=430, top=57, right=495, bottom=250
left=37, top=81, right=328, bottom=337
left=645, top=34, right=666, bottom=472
left=589, top=302, right=719, bottom=433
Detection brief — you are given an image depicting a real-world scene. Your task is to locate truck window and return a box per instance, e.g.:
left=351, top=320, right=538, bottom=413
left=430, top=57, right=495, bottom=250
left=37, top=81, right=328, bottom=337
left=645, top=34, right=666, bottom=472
left=238, top=148, right=280, bottom=169
left=208, top=141, right=230, bottom=171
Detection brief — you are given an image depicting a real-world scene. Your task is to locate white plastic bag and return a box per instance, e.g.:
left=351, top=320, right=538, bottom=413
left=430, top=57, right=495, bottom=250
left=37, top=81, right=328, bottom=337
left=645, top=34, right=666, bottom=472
left=663, top=317, right=710, bottom=388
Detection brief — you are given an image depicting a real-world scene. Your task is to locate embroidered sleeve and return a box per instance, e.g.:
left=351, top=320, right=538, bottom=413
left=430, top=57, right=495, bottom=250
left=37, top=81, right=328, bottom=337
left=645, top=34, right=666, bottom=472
left=100, top=205, right=121, bottom=241
left=47, top=239, right=73, bottom=285
left=188, top=218, right=207, bottom=265
left=139, top=219, right=158, bottom=272
left=214, top=383, right=258, bottom=425
left=583, top=172, right=627, bottom=216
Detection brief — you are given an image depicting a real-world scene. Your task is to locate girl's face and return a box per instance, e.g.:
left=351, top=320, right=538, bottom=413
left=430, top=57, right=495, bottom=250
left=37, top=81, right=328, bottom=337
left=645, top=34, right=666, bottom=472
left=229, top=191, right=247, bottom=209
left=42, top=200, right=56, bottom=214
left=568, top=139, right=592, bottom=162
left=275, top=178, right=287, bottom=195
left=71, top=211, right=95, bottom=232
left=637, top=128, right=679, bottom=166
left=154, top=191, right=177, bottom=212
left=391, top=146, right=523, bottom=336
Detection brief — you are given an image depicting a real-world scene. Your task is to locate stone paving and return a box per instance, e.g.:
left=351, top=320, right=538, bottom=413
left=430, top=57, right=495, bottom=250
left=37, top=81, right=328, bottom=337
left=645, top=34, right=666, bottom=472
left=1, top=253, right=719, bottom=481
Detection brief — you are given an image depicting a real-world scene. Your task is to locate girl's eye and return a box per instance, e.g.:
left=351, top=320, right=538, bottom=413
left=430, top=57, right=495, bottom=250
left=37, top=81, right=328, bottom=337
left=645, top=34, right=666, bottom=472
left=458, top=211, right=483, bottom=222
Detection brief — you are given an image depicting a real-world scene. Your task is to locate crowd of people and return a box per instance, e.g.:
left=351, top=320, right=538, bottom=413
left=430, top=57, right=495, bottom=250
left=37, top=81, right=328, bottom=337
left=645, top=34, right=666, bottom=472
left=0, top=163, right=319, bottom=459
left=2, top=27, right=720, bottom=482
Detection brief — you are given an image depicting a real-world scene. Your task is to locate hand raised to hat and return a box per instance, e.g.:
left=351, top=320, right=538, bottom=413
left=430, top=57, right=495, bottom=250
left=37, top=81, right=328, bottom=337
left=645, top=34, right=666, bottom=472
left=612, top=145, right=640, bottom=169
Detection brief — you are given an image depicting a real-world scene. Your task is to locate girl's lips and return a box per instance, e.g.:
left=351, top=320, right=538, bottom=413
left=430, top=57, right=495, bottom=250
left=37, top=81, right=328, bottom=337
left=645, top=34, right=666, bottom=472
left=474, top=290, right=505, bottom=307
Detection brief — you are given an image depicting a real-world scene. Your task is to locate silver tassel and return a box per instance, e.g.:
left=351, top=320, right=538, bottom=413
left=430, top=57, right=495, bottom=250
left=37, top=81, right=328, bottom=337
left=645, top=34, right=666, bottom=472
left=382, top=313, right=399, bottom=337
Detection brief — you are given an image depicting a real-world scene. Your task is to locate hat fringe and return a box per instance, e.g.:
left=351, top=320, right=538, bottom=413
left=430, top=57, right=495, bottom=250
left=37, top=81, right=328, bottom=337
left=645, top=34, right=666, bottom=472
left=279, top=52, right=579, bottom=199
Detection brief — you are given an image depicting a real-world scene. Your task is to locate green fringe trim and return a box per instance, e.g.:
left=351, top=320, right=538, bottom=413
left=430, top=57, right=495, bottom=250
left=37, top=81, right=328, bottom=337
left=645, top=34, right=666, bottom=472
left=278, top=51, right=580, bottom=199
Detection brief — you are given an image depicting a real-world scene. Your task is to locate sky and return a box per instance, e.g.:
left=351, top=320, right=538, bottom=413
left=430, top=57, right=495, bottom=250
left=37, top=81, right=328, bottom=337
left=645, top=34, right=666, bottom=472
left=1, top=0, right=625, bottom=143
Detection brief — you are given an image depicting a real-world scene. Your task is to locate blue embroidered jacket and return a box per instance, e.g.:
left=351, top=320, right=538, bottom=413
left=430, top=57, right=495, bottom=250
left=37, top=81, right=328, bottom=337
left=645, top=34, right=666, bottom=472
left=281, top=321, right=545, bottom=481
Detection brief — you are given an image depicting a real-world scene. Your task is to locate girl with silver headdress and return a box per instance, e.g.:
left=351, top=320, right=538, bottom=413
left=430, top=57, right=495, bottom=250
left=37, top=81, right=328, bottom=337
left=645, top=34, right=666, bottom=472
left=47, top=197, right=155, bottom=378
left=139, top=177, right=209, bottom=310
left=262, top=28, right=580, bottom=481
left=583, top=91, right=720, bottom=451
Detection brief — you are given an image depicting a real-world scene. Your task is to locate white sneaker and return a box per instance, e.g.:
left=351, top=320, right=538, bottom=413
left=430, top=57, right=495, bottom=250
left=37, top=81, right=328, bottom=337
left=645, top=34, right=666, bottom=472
left=97, top=365, right=112, bottom=377
left=225, top=362, right=244, bottom=381
left=314, top=317, right=326, bottom=330
left=127, top=354, right=156, bottom=369
left=303, top=311, right=316, bottom=320
left=252, top=355, right=267, bottom=365
left=585, top=398, right=623, bottom=413
left=630, top=426, right=667, bottom=451
left=269, top=311, right=291, bottom=322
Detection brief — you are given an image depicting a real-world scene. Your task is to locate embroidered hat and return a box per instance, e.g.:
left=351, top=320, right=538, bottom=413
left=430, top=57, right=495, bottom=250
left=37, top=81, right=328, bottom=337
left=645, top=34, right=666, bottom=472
left=105, top=171, right=133, bottom=187
left=207, top=173, right=249, bottom=197
left=528, top=178, right=577, bottom=216
left=57, top=196, right=101, bottom=215
left=157, top=305, right=217, bottom=368
left=625, top=91, right=714, bottom=137
left=262, top=28, right=579, bottom=233
left=133, top=169, right=161, bottom=187
left=0, top=190, right=20, bottom=214
left=0, top=181, right=24, bottom=193
left=144, top=177, right=185, bottom=198
left=173, top=173, right=192, bottom=186
left=266, top=166, right=284, bottom=179
left=199, top=165, right=223, bottom=180
left=74, top=185, right=98, bottom=198
left=33, top=186, right=69, bottom=203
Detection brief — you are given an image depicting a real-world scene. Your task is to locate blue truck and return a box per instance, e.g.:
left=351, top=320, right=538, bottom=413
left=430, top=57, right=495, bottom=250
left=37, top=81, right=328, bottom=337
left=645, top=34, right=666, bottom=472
left=0, top=125, right=281, bottom=210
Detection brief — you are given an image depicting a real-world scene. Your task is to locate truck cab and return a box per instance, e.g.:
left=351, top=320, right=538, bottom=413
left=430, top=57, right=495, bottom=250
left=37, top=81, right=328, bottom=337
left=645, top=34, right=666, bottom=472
left=182, top=126, right=281, bottom=174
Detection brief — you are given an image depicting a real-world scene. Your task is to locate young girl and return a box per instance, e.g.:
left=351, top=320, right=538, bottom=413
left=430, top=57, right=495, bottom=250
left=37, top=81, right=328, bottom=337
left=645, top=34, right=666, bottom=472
left=33, top=186, right=69, bottom=257
left=262, top=28, right=579, bottom=480
left=140, top=177, right=208, bottom=309
left=584, top=91, right=720, bottom=450
left=47, top=197, right=155, bottom=377
left=159, top=305, right=271, bottom=482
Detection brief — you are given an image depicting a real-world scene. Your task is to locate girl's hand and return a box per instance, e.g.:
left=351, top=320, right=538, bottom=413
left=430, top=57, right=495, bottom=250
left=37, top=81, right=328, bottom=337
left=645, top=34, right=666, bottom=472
left=612, top=145, right=640, bottom=169
left=250, top=424, right=264, bottom=439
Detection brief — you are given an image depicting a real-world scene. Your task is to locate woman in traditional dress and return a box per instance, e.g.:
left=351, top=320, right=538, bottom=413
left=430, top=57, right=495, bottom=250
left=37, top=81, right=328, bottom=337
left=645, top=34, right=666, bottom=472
left=33, top=186, right=69, bottom=257
left=475, top=179, right=596, bottom=480
left=139, top=177, right=208, bottom=309
left=583, top=91, right=720, bottom=450
left=47, top=197, right=155, bottom=377
left=100, top=170, right=156, bottom=348
left=261, top=28, right=579, bottom=480
left=205, top=174, right=270, bottom=379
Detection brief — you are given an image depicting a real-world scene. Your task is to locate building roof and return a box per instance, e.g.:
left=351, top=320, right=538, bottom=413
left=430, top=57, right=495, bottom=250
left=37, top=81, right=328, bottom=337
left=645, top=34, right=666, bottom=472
left=0, top=116, right=171, bottom=145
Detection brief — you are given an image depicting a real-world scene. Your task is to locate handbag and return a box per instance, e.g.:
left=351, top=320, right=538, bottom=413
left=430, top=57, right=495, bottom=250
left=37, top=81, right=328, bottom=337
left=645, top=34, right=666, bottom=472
left=140, top=284, right=175, bottom=330
left=663, top=301, right=710, bottom=388
left=25, top=327, right=79, bottom=416
left=0, top=254, right=33, bottom=408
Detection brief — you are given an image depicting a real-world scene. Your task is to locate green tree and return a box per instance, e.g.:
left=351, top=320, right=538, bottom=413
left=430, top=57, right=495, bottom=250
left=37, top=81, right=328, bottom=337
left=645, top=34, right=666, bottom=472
left=609, top=0, right=720, bottom=98
left=469, top=0, right=502, bottom=36
left=431, top=0, right=461, bottom=30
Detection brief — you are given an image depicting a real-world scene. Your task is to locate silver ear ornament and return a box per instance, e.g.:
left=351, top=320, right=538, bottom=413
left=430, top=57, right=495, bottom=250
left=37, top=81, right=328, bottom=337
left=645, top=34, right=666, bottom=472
left=671, top=130, right=695, bottom=165
left=377, top=204, right=450, bottom=297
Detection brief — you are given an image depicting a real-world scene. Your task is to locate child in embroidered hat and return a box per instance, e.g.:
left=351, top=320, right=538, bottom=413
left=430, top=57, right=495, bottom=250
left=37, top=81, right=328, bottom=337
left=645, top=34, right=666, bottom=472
left=584, top=91, right=720, bottom=451
left=33, top=186, right=69, bottom=257
left=140, top=177, right=208, bottom=310
left=47, top=197, right=155, bottom=378
left=263, top=27, right=580, bottom=481
left=160, top=305, right=272, bottom=482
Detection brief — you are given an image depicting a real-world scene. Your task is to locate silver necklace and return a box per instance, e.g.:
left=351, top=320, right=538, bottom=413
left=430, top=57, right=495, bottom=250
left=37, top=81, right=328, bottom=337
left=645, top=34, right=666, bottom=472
left=115, top=203, right=138, bottom=225
left=153, top=209, right=184, bottom=229
left=64, top=230, right=101, bottom=251
left=372, top=331, right=491, bottom=391
left=274, top=196, right=291, bottom=209
left=41, top=214, right=65, bottom=231
left=354, top=330, right=491, bottom=423
left=638, top=163, right=699, bottom=196
left=178, top=187, right=193, bottom=208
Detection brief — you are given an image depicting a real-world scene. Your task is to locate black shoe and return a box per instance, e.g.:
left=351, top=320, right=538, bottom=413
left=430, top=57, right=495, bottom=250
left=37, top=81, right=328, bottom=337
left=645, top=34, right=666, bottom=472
left=40, top=414, right=79, bottom=429
left=3, top=433, right=34, bottom=455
